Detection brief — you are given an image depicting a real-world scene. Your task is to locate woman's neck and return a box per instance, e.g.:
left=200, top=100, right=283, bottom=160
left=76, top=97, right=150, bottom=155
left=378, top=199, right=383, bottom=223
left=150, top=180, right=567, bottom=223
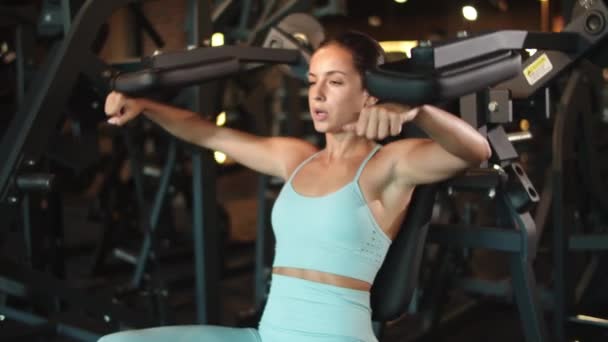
left=322, top=132, right=376, bottom=161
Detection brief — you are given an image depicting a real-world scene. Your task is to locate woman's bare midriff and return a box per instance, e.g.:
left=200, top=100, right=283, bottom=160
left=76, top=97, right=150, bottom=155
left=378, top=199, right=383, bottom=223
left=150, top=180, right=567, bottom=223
left=273, top=267, right=372, bottom=291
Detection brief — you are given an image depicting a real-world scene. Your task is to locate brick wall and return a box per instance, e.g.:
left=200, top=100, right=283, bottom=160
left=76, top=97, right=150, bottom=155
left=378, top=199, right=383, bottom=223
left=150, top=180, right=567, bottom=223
left=141, top=0, right=188, bottom=54
left=100, top=0, right=188, bottom=61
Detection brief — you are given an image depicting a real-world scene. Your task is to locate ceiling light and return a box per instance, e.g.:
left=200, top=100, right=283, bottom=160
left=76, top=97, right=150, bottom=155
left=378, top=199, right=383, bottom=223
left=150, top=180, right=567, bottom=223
left=211, top=32, right=224, bottom=47
left=526, top=49, right=538, bottom=56
left=379, top=41, right=418, bottom=58
left=368, top=16, right=382, bottom=27
left=462, top=5, right=478, bottom=21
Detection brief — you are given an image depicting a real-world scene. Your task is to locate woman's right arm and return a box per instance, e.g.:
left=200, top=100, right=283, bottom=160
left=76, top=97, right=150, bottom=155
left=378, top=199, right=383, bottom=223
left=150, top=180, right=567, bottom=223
left=105, top=91, right=317, bottom=179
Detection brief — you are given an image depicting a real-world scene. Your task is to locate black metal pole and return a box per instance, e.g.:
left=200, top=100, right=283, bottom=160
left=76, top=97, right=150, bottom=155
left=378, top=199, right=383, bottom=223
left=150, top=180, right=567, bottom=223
left=189, top=0, right=221, bottom=325
left=132, top=139, right=177, bottom=289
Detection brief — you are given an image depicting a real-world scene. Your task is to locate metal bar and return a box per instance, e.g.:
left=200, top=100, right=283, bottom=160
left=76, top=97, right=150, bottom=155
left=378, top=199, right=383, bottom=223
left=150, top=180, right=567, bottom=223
left=237, top=0, right=252, bottom=32
left=508, top=204, right=537, bottom=261
left=551, top=69, right=582, bottom=342
left=0, top=305, right=101, bottom=342
left=246, top=0, right=306, bottom=45
left=533, top=170, right=552, bottom=240
left=128, top=3, right=165, bottom=48
left=418, top=249, right=453, bottom=334
left=428, top=224, right=523, bottom=252
left=455, top=277, right=511, bottom=297
left=80, top=51, right=113, bottom=93
left=258, top=0, right=277, bottom=25
left=61, top=0, right=71, bottom=34
left=0, top=276, right=28, bottom=297
left=190, top=0, right=221, bottom=324
left=569, top=315, right=608, bottom=328
left=122, top=129, right=146, bottom=213
left=21, top=193, right=32, bottom=266
left=442, top=168, right=505, bottom=191
left=131, top=138, right=177, bottom=288
left=509, top=253, right=549, bottom=342
left=15, top=26, right=26, bottom=106
left=569, top=234, right=608, bottom=251
left=553, top=174, right=568, bottom=342
left=211, top=0, right=233, bottom=23
left=507, top=131, right=533, bottom=142
left=191, top=150, right=208, bottom=324
left=574, top=255, right=598, bottom=303
left=254, top=175, right=268, bottom=309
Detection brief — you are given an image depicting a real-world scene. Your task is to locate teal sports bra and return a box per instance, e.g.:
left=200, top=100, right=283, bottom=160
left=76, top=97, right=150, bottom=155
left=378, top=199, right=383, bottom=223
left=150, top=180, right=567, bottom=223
left=271, top=144, right=392, bottom=284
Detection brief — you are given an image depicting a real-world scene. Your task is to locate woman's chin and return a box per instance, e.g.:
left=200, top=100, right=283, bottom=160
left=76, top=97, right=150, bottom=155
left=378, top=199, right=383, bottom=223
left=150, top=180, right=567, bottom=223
left=312, top=121, right=328, bottom=133
left=312, top=121, right=349, bottom=134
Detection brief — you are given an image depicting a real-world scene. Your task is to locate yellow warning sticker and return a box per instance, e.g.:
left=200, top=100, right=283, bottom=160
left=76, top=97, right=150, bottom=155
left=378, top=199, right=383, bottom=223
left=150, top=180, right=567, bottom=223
left=523, top=53, right=553, bottom=85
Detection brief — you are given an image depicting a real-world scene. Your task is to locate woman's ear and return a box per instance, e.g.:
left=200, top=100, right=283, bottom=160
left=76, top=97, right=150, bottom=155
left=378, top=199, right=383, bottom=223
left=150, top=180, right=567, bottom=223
left=364, top=93, right=379, bottom=107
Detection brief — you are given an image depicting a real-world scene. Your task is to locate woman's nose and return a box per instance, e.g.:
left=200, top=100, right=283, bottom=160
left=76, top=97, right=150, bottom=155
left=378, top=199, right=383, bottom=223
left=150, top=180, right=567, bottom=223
left=311, top=85, right=325, bottom=102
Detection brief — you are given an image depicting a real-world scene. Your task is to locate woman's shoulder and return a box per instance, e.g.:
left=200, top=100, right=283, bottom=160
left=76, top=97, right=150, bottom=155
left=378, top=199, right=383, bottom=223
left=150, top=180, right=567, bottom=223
left=366, top=139, right=426, bottom=178
left=272, top=137, right=319, bottom=178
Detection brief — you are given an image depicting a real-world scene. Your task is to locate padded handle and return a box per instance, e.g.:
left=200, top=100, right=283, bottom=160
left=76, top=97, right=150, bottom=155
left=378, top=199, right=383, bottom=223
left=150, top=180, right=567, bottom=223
left=365, top=52, right=521, bottom=105
left=112, top=58, right=240, bottom=96
left=437, top=52, right=521, bottom=100
left=148, top=46, right=301, bottom=69
left=365, top=67, right=436, bottom=105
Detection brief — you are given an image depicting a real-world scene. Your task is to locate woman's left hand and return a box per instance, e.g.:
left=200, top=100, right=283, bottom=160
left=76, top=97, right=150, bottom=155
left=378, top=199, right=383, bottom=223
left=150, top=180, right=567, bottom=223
left=342, top=103, right=419, bottom=140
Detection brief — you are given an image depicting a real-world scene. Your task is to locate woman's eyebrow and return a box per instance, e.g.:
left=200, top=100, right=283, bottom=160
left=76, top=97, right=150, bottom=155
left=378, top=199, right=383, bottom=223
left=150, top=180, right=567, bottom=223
left=308, top=70, right=348, bottom=77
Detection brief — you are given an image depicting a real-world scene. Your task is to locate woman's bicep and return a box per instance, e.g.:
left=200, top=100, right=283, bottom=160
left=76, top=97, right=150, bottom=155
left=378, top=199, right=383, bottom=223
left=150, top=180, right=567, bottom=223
left=202, top=128, right=316, bottom=179
left=388, top=139, right=472, bottom=186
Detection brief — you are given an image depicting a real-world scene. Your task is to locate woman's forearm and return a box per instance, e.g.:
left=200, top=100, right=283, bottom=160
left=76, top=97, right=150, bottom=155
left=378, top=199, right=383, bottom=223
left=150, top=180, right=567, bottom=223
left=137, top=98, right=218, bottom=147
left=413, top=105, right=491, bottom=164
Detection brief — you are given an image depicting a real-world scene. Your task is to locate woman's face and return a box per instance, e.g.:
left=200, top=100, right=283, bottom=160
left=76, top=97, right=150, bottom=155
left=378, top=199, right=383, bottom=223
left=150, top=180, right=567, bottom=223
left=307, top=44, right=370, bottom=134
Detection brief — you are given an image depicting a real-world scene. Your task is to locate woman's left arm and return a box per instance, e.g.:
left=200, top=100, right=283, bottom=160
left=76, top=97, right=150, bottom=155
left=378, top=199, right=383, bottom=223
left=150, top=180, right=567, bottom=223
left=347, top=103, right=491, bottom=186
left=389, top=104, right=491, bottom=186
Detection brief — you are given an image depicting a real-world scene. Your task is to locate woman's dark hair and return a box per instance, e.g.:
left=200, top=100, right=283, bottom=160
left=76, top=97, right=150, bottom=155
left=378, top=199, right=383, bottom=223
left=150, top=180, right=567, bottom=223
left=318, top=31, right=385, bottom=87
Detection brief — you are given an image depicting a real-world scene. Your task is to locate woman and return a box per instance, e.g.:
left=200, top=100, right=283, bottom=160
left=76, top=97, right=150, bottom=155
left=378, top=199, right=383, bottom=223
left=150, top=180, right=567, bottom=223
left=100, top=31, right=491, bottom=342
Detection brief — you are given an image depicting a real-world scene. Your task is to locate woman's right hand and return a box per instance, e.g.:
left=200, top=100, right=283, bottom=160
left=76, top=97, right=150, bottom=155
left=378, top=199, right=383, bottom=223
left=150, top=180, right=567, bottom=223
left=105, top=91, right=144, bottom=126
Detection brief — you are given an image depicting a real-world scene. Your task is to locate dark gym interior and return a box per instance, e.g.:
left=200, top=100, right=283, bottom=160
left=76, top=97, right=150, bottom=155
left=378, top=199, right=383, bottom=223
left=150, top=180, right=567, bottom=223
left=1, top=0, right=608, bottom=341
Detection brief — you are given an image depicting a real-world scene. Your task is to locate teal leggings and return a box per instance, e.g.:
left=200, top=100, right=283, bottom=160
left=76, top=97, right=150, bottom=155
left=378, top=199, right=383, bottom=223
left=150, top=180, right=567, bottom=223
left=98, top=325, right=260, bottom=342
left=99, top=274, right=377, bottom=342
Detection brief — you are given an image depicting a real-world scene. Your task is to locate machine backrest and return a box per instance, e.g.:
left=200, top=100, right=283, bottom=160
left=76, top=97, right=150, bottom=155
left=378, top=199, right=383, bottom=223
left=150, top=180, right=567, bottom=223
left=370, top=184, right=437, bottom=321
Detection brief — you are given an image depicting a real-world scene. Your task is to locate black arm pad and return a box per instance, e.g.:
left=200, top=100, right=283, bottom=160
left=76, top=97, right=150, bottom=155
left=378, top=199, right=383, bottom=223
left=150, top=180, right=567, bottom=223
left=364, top=67, right=436, bottom=106
left=111, top=58, right=240, bottom=96
left=365, top=52, right=521, bottom=105
left=437, top=52, right=521, bottom=100
left=148, top=46, right=301, bottom=69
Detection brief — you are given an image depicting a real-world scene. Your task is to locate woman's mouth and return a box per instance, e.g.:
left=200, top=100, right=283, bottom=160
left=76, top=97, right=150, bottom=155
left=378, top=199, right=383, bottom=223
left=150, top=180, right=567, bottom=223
left=312, top=109, right=328, bottom=121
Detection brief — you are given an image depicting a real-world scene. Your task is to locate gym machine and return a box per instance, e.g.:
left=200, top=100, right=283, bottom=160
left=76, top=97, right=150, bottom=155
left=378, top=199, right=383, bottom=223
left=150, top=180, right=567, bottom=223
left=364, top=1, right=608, bottom=340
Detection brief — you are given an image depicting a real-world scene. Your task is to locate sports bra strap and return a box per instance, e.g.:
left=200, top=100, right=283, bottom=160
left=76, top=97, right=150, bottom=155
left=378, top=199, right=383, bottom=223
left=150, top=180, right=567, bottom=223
left=354, top=144, right=382, bottom=181
left=287, top=150, right=323, bottom=183
left=288, top=144, right=382, bottom=183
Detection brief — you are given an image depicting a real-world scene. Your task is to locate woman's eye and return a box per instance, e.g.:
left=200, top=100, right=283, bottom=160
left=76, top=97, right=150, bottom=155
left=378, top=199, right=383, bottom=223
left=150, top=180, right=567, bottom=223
left=307, top=81, right=316, bottom=86
left=330, top=80, right=343, bottom=85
